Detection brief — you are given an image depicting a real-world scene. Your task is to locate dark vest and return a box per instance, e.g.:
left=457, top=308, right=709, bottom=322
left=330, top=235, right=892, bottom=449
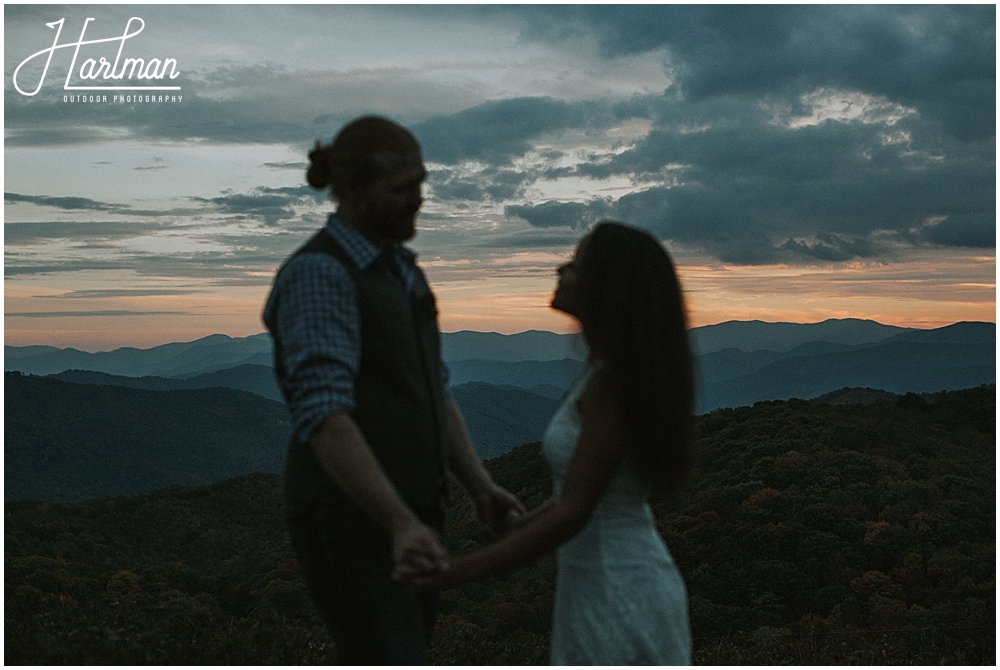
left=275, top=228, right=449, bottom=512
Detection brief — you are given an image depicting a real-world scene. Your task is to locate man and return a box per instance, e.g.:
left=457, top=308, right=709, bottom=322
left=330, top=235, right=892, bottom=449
left=263, top=116, right=523, bottom=664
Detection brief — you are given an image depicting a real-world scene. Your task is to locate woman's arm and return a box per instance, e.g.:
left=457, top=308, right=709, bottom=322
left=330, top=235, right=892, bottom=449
left=444, top=399, right=526, bottom=536
left=507, top=497, right=556, bottom=530
left=442, top=371, right=627, bottom=586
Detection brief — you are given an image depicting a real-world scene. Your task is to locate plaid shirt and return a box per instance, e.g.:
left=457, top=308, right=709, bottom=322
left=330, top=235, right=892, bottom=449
left=264, top=214, right=448, bottom=444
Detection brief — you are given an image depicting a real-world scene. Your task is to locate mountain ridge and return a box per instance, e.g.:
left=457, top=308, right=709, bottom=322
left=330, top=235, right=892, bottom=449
left=10, top=319, right=976, bottom=377
left=12, top=321, right=994, bottom=416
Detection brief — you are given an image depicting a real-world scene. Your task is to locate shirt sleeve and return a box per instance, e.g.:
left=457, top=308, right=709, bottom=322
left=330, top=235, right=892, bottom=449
left=264, top=252, right=360, bottom=444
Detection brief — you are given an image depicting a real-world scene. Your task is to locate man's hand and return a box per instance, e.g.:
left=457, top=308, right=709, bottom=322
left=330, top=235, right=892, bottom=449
left=473, top=484, right=526, bottom=538
left=390, top=518, right=450, bottom=584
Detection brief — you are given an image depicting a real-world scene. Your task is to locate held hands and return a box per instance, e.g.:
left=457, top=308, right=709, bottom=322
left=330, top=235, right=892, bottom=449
left=392, top=485, right=526, bottom=589
left=473, top=483, right=527, bottom=538
left=389, top=518, right=449, bottom=588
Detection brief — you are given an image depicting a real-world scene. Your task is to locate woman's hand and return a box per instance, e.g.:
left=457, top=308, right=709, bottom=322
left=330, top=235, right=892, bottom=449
left=473, top=484, right=526, bottom=538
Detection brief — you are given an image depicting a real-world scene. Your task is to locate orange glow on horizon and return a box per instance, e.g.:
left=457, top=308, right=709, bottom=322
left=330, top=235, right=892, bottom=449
left=4, top=249, right=994, bottom=351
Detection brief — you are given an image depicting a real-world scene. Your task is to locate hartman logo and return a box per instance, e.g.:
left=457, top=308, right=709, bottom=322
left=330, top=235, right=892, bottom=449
left=13, top=17, right=182, bottom=97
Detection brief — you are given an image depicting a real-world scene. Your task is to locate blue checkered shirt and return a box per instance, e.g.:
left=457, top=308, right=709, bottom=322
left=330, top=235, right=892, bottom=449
left=264, top=214, right=449, bottom=444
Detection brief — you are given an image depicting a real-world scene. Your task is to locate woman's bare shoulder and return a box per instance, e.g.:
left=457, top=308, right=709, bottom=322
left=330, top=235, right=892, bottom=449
left=577, top=360, right=622, bottom=427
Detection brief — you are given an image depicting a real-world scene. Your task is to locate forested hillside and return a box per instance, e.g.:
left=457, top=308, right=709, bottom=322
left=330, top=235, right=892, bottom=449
left=5, top=386, right=994, bottom=664
left=4, top=373, right=289, bottom=502
left=449, top=382, right=561, bottom=459
left=5, top=373, right=556, bottom=499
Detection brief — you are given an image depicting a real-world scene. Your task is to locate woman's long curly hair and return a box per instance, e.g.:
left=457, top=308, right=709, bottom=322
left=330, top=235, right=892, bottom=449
left=576, top=221, right=695, bottom=495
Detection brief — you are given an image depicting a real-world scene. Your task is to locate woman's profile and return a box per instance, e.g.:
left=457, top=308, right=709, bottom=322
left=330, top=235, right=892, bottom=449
left=428, top=220, right=696, bottom=664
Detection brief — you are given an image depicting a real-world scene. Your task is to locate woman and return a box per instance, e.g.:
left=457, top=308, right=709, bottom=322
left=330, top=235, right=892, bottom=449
left=439, top=221, right=696, bottom=664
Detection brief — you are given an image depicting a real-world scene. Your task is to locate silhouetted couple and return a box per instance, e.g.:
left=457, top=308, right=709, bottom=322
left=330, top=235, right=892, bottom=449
left=264, top=117, right=694, bottom=665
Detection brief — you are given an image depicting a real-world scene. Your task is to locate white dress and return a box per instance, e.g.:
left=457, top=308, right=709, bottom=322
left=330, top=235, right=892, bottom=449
left=542, top=363, right=692, bottom=665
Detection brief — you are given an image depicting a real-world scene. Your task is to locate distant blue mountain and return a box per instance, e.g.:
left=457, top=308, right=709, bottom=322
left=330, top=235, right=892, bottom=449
left=697, top=322, right=994, bottom=411
left=38, top=369, right=551, bottom=461
left=4, top=333, right=272, bottom=378
left=450, top=382, right=562, bottom=459
left=689, top=318, right=913, bottom=354
left=6, top=319, right=920, bottom=378
left=47, top=364, right=283, bottom=402
left=447, top=358, right=585, bottom=389
left=441, top=330, right=586, bottom=362
left=880, top=320, right=994, bottom=345
left=7, top=321, right=994, bottom=415
left=6, top=321, right=994, bottom=501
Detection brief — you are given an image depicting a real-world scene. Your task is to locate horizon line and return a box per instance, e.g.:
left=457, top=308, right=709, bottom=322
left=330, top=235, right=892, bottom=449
left=4, top=318, right=994, bottom=354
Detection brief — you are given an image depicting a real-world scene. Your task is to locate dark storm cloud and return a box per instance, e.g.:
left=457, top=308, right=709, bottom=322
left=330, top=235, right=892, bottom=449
left=4, top=220, right=165, bottom=244
left=6, top=6, right=992, bottom=268
left=428, top=166, right=539, bottom=203
left=505, top=199, right=614, bottom=230
left=5, top=192, right=133, bottom=214
left=414, top=95, right=654, bottom=210
left=412, top=6, right=994, bottom=264
left=193, top=185, right=320, bottom=226
left=921, top=213, right=996, bottom=249
left=412, top=97, right=640, bottom=165
left=5, top=192, right=209, bottom=221
left=5, top=260, right=133, bottom=277
left=413, top=97, right=557, bottom=163
left=482, top=231, right=583, bottom=249
left=520, top=5, right=995, bottom=141
left=505, top=88, right=993, bottom=262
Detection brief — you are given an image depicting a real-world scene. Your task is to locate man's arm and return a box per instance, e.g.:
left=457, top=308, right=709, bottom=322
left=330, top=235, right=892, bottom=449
left=309, top=412, right=449, bottom=575
left=266, top=252, right=448, bottom=575
left=443, top=399, right=525, bottom=535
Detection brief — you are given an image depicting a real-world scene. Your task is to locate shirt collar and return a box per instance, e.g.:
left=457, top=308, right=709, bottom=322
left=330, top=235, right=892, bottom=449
left=324, top=214, right=416, bottom=270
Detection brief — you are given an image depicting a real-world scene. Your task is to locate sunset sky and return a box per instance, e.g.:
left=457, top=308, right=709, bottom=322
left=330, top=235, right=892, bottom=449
left=4, top=5, right=995, bottom=351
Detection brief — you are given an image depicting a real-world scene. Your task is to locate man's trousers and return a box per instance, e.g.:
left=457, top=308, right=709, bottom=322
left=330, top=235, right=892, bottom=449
left=288, top=504, right=443, bottom=665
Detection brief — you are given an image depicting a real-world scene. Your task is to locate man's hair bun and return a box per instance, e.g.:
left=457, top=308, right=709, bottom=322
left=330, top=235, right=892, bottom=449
left=307, top=141, right=333, bottom=190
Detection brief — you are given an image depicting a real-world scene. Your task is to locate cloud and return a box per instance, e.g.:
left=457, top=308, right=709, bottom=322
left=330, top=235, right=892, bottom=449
left=414, top=97, right=577, bottom=164
left=4, top=221, right=166, bottom=244
left=262, top=161, right=309, bottom=171
left=520, top=5, right=995, bottom=141
left=4, top=59, right=485, bottom=148
left=5, top=260, right=134, bottom=277
left=921, top=213, right=996, bottom=249
left=57, top=289, right=201, bottom=299
left=501, top=86, right=994, bottom=264
left=4, top=192, right=213, bottom=222
left=193, top=185, right=320, bottom=226
left=5, top=192, right=133, bottom=213
left=4, top=6, right=992, bottom=272
left=413, top=96, right=645, bottom=165
left=7, top=183, right=322, bottom=233
left=428, top=166, right=538, bottom=203
left=505, top=199, right=614, bottom=230
left=7, top=310, right=188, bottom=317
